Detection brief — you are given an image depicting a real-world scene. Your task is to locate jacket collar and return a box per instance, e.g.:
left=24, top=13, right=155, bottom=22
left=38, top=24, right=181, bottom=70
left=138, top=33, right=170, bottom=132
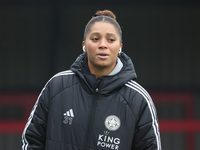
left=108, top=57, right=123, bottom=76
left=71, top=52, right=137, bottom=95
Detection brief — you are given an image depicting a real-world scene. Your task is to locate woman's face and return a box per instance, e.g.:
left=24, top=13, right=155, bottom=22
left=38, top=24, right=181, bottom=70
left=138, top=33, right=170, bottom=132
left=83, top=21, right=122, bottom=74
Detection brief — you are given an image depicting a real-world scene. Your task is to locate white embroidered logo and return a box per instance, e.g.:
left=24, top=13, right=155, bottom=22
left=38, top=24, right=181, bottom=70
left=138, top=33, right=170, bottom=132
left=63, top=109, right=74, bottom=125
left=105, top=115, right=121, bottom=131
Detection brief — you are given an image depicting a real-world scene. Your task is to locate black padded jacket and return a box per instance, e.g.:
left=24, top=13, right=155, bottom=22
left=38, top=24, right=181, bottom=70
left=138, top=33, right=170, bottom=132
left=22, top=52, right=161, bottom=150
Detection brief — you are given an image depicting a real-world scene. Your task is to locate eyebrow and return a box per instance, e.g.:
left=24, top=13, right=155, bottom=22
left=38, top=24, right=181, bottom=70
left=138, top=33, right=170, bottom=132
left=90, top=32, right=117, bottom=37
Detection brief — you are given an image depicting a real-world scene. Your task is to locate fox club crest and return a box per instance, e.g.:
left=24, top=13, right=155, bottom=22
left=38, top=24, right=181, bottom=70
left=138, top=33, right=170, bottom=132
left=105, top=115, right=121, bottom=131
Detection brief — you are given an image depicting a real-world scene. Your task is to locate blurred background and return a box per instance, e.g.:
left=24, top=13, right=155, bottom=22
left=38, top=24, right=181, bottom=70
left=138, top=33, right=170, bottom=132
left=0, top=0, right=200, bottom=149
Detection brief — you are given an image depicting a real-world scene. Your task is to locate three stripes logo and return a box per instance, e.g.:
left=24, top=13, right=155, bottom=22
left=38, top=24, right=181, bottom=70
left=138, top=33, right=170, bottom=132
left=63, top=109, right=74, bottom=125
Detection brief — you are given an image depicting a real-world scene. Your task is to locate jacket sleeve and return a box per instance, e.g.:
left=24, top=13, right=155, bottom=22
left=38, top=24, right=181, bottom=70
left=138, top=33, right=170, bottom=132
left=132, top=96, right=162, bottom=150
left=22, top=84, right=50, bottom=150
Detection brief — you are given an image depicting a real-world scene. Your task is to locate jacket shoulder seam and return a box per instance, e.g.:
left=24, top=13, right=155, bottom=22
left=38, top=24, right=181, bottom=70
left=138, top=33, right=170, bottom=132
left=118, top=86, right=137, bottom=119
left=50, top=70, right=79, bottom=99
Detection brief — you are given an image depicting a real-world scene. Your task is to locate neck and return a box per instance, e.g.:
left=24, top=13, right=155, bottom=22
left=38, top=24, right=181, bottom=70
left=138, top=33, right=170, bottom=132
left=88, top=63, right=117, bottom=79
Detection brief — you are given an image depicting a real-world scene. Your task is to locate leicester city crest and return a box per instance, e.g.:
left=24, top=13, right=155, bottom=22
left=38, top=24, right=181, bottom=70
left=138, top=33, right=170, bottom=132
left=105, top=115, right=121, bottom=131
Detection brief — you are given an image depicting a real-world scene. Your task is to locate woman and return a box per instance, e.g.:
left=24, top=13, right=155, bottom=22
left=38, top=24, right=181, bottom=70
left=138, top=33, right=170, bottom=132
left=22, top=10, right=161, bottom=150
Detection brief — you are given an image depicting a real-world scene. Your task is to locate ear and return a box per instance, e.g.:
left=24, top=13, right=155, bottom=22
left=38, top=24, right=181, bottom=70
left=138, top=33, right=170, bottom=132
left=82, top=41, right=85, bottom=47
left=82, top=41, right=86, bottom=53
left=118, top=43, right=123, bottom=56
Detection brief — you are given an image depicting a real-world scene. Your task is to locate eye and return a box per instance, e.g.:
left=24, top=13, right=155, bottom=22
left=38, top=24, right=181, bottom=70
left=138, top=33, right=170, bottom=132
left=91, top=38, right=99, bottom=41
left=108, top=38, right=115, bottom=42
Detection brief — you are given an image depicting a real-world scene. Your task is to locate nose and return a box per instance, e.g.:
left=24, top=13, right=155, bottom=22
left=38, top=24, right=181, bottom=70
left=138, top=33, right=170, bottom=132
left=99, top=38, right=107, bottom=49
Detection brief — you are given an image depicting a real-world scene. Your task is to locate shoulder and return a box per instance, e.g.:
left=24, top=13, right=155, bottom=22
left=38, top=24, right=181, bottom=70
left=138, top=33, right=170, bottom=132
left=50, top=70, right=75, bottom=82
left=120, top=80, right=158, bottom=121
left=120, top=80, right=155, bottom=110
left=44, top=70, right=79, bottom=96
left=124, top=80, right=151, bottom=102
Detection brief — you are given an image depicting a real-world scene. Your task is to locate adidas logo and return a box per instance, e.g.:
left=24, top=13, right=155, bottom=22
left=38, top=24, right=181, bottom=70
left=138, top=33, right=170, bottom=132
left=63, top=109, right=74, bottom=125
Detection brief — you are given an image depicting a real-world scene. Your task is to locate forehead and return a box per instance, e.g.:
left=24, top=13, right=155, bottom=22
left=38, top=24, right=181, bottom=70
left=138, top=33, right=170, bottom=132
left=88, top=21, right=119, bottom=36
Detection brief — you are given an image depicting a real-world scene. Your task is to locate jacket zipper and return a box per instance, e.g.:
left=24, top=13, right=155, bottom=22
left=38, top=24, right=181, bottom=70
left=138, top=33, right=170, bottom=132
left=86, top=87, right=99, bottom=149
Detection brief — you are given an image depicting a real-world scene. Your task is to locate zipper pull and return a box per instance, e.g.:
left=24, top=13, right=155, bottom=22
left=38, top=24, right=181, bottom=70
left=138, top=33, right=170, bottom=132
left=95, top=88, right=99, bottom=93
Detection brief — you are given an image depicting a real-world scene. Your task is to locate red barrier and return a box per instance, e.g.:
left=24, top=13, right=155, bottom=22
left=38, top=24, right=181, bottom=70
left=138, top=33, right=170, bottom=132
left=0, top=121, right=27, bottom=133
left=159, top=120, right=200, bottom=132
left=0, top=93, right=38, bottom=133
left=151, top=92, right=199, bottom=150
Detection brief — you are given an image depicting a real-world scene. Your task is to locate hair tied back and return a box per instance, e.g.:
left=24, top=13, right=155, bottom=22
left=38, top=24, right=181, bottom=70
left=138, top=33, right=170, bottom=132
left=93, top=10, right=116, bottom=20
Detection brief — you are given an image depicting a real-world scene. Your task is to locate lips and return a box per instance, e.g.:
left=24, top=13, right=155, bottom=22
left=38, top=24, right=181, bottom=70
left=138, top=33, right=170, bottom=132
left=97, top=53, right=109, bottom=59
